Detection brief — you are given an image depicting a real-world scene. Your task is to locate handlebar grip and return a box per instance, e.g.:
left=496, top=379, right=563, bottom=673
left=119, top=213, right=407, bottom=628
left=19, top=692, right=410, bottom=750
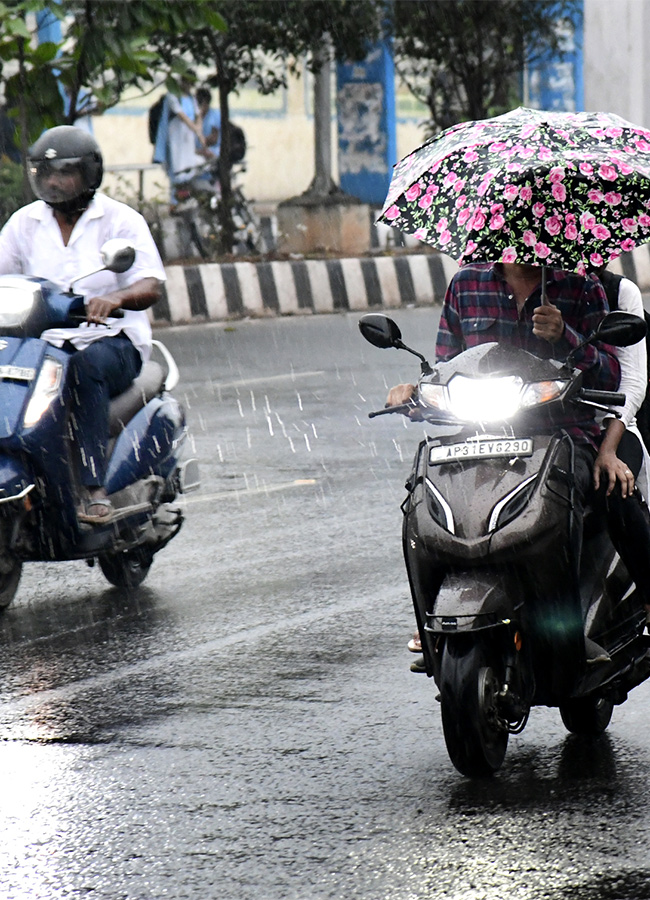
left=579, top=389, right=626, bottom=406
left=69, top=308, right=125, bottom=322
left=368, top=403, right=414, bottom=418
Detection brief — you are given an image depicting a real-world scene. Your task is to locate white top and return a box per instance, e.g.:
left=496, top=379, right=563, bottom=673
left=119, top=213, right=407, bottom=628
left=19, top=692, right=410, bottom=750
left=606, top=277, right=647, bottom=428
left=168, top=93, right=203, bottom=182
left=0, top=193, right=166, bottom=362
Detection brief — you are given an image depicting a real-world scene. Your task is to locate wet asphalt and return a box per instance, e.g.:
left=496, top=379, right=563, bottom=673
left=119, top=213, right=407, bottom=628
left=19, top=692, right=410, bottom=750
left=0, top=309, right=649, bottom=900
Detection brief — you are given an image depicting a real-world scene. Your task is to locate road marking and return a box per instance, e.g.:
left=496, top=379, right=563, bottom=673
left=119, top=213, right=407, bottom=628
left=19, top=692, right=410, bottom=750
left=188, top=370, right=325, bottom=390
left=181, top=478, right=317, bottom=505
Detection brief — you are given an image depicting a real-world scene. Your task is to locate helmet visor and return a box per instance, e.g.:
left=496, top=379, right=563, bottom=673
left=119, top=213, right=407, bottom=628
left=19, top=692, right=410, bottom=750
left=28, top=157, right=87, bottom=204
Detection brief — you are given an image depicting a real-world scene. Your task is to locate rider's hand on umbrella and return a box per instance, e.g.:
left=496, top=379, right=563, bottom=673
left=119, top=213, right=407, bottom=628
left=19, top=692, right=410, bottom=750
left=532, top=303, right=565, bottom=343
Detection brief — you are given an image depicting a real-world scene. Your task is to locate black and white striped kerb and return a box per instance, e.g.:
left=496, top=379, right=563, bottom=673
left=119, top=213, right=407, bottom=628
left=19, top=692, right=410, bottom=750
left=151, top=245, right=650, bottom=326
left=152, top=253, right=460, bottom=325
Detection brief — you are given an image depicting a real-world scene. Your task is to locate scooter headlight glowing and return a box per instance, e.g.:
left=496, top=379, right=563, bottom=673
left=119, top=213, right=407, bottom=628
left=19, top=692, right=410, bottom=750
left=23, top=358, right=63, bottom=427
left=0, top=277, right=39, bottom=326
left=446, top=374, right=524, bottom=422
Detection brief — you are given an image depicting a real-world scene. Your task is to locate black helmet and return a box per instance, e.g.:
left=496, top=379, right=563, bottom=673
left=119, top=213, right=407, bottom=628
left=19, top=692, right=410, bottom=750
left=27, top=125, right=103, bottom=214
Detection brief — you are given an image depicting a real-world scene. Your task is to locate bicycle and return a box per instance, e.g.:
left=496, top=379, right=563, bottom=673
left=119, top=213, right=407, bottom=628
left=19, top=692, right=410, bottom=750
left=172, top=160, right=261, bottom=259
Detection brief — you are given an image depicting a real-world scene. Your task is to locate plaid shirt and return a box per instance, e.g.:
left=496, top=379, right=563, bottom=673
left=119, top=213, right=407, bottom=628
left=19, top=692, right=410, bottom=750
left=436, top=263, right=621, bottom=444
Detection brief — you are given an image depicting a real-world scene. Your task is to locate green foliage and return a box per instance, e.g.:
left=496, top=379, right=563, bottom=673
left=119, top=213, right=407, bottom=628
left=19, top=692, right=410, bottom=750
left=0, top=160, right=26, bottom=227
left=389, top=0, right=582, bottom=133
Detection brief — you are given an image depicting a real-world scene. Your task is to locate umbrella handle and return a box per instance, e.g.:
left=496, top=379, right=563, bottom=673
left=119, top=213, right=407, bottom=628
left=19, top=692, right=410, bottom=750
left=541, top=266, right=550, bottom=306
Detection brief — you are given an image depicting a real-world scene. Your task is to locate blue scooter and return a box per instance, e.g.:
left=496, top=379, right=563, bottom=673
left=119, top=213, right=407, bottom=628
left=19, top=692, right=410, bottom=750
left=0, top=239, right=199, bottom=603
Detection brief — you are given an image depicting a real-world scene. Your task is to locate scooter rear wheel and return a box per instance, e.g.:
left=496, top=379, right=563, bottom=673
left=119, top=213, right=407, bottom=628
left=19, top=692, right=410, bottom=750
left=559, top=695, right=613, bottom=735
left=98, top=549, right=152, bottom=589
left=439, top=637, right=509, bottom=777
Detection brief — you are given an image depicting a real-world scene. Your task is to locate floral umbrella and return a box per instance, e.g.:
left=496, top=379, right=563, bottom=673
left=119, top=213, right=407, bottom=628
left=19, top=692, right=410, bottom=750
left=378, top=106, right=650, bottom=273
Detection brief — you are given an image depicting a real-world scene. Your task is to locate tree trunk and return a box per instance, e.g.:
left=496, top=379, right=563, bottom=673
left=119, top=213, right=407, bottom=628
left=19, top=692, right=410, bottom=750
left=303, top=41, right=337, bottom=199
left=210, top=36, right=236, bottom=254
left=17, top=37, right=31, bottom=203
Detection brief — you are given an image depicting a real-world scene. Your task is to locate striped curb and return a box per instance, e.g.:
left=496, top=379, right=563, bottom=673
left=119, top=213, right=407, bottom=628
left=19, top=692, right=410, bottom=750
left=151, top=244, right=650, bottom=326
left=153, top=252, right=458, bottom=325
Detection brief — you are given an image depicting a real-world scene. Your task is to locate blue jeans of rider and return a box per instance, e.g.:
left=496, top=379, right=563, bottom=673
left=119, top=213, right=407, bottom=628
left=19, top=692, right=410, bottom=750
left=67, top=335, right=142, bottom=489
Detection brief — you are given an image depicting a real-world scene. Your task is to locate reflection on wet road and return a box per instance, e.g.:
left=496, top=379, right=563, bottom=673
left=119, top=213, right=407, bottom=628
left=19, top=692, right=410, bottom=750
left=0, top=311, right=649, bottom=900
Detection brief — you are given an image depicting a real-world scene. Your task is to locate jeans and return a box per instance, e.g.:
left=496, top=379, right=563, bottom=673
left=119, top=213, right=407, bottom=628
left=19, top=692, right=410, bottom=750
left=67, top=335, right=142, bottom=488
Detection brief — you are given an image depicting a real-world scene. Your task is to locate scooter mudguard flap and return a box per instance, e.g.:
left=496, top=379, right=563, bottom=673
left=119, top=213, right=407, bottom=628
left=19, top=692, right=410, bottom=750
left=0, top=456, right=33, bottom=500
left=105, top=396, right=185, bottom=494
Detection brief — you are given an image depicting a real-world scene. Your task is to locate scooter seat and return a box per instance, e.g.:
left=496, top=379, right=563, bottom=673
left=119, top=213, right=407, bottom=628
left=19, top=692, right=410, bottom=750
left=108, top=360, right=165, bottom=436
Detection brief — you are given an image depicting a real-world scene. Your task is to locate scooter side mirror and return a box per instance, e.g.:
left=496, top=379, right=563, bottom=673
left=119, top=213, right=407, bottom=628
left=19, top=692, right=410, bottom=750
left=359, top=312, right=434, bottom=375
left=359, top=314, right=403, bottom=349
left=100, top=239, right=136, bottom=274
left=565, top=311, right=647, bottom=369
left=594, top=311, right=647, bottom=347
left=67, top=240, right=137, bottom=292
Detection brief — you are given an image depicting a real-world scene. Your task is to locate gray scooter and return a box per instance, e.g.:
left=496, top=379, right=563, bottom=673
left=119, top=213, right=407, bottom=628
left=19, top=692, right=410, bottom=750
left=360, top=311, right=650, bottom=777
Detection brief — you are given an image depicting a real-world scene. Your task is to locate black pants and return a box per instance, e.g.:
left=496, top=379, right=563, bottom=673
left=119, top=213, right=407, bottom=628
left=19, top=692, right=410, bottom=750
left=596, top=430, right=650, bottom=606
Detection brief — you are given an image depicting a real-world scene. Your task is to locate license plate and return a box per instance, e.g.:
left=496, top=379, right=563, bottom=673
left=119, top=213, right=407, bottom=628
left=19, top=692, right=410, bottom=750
left=0, top=365, right=35, bottom=382
left=429, top=437, right=533, bottom=464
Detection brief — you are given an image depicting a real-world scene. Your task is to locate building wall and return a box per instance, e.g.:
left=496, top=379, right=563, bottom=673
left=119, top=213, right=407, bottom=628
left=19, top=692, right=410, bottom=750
left=95, top=70, right=426, bottom=208
left=583, top=0, right=650, bottom=127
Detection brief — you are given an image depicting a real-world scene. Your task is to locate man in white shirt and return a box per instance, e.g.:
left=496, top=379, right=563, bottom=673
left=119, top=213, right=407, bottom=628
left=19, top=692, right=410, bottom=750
left=0, top=126, right=166, bottom=524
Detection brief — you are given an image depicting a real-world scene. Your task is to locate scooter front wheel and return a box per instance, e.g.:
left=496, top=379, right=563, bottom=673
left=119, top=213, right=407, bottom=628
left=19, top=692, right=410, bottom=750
left=98, top=549, right=153, bottom=589
left=439, top=637, right=509, bottom=777
left=559, top=695, right=613, bottom=735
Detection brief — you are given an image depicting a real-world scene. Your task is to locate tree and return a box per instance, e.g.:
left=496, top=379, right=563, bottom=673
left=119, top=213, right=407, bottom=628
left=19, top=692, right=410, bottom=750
left=0, top=1, right=63, bottom=200
left=389, top=0, right=582, bottom=134
left=157, top=0, right=382, bottom=252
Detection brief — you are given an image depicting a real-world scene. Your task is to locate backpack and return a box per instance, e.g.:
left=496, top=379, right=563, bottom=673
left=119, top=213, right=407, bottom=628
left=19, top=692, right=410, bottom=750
left=599, top=269, right=650, bottom=450
left=148, top=96, right=165, bottom=144
left=227, top=121, right=246, bottom=165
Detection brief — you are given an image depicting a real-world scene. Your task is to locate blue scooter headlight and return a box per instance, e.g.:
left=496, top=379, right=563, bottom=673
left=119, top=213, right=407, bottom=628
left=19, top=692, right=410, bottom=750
left=0, top=277, right=40, bottom=327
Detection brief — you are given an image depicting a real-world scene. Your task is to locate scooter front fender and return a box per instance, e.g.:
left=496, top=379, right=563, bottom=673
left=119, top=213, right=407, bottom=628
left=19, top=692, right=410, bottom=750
left=426, top=570, right=512, bottom=634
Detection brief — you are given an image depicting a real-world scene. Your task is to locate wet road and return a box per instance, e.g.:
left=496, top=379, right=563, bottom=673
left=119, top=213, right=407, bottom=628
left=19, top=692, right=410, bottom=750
left=1, top=309, right=650, bottom=900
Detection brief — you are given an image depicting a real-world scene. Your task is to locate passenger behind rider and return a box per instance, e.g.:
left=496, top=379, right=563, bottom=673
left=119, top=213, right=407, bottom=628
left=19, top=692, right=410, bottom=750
left=387, top=261, right=634, bottom=666
left=590, top=267, right=650, bottom=621
left=0, top=125, right=166, bottom=525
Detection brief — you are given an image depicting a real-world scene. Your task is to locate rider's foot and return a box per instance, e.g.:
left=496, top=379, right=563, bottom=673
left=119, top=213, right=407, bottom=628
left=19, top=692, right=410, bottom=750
left=585, top=636, right=611, bottom=665
left=408, top=631, right=422, bottom=653
left=78, top=488, right=114, bottom=525
left=410, top=656, right=426, bottom=673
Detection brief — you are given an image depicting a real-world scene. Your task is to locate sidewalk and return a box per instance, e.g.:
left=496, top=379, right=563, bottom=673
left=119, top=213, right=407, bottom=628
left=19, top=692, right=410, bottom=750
left=152, top=207, right=650, bottom=326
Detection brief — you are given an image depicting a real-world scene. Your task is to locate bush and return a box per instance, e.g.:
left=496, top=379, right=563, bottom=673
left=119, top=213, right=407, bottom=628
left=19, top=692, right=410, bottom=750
left=0, top=159, right=25, bottom=226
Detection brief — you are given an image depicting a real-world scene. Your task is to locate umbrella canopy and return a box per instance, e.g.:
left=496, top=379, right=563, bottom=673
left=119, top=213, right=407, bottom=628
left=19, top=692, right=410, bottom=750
left=379, top=107, right=650, bottom=273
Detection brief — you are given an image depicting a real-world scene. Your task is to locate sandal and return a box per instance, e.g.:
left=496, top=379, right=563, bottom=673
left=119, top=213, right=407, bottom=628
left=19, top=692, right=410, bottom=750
left=78, top=497, right=114, bottom=525
left=407, top=631, right=422, bottom=653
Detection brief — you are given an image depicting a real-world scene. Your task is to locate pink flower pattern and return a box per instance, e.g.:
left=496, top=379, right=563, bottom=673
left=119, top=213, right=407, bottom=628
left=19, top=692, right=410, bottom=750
left=379, top=107, right=650, bottom=269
